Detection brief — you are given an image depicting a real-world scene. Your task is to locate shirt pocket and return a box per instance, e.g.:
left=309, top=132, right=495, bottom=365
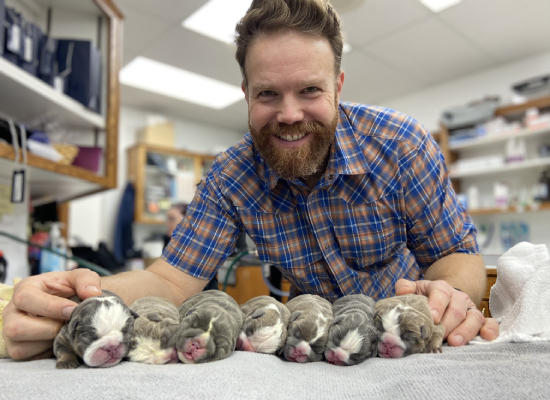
left=333, top=191, right=406, bottom=269
left=237, top=207, right=322, bottom=270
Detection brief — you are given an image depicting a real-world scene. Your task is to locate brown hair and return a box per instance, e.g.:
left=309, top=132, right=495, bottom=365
left=235, top=0, right=343, bottom=88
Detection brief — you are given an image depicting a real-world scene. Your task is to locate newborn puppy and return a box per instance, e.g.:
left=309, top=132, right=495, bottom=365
left=237, top=295, right=290, bottom=354
left=284, top=294, right=333, bottom=363
left=374, top=294, right=445, bottom=358
left=325, top=294, right=378, bottom=366
left=176, top=290, right=244, bottom=364
left=128, top=297, right=180, bottom=364
left=53, top=290, right=138, bottom=369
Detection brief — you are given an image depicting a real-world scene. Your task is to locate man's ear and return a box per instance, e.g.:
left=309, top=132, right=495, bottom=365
left=242, top=81, right=249, bottom=104
left=335, top=70, right=344, bottom=102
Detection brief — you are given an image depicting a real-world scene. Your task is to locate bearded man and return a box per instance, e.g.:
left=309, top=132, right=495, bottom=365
left=3, top=0, right=498, bottom=361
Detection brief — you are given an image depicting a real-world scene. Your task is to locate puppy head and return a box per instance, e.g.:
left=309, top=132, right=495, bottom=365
left=374, top=301, right=434, bottom=358
left=324, top=313, right=378, bottom=366
left=176, top=307, right=233, bottom=364
left=283, top=311, right=329, bottom=363
left=68, top=295, right=138, bottom=368
left=237, top=303, right=288, bottom=354
left=128, top=316, right=179, bottom=365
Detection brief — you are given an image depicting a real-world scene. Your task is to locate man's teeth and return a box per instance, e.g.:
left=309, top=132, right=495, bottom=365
left=277, top=133, right=306, bottom=142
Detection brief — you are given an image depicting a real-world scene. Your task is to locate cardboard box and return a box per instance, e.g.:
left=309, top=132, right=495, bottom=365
left=137, top=122, right=175, bottom=148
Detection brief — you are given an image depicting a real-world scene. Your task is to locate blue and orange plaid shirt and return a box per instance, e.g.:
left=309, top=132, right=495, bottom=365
left=162, top=103, right=478, bottom=302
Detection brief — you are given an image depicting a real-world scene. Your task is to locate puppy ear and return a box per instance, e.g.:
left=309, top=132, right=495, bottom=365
left=289, top=311, right=301, bottom=323
left=421, top=325, right=429, bottom=339
left=251, top=309, right=265, bottom=319
left=332, top=315, right=345, bottom=325
left=130, top=309, right=140, bottom=319
left=146, top=312, right=162, bottom=322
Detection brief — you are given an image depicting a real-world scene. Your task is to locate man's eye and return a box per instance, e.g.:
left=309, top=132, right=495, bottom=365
left=304, top=87, right=318, bottom=93
left=259, top=90, right=275, bottom=97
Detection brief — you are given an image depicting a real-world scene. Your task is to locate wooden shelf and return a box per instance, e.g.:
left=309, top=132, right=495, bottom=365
left=467, top=202, right=550, bottom=215
left=0, top=0, right=123, bottom=202
left=450, top=157, right=550, bottom=178
left=449, top=126, right=550, bottom=151
left=0, top=143, right=107, bottom=202
left=0, top=58, right=105, bottom=129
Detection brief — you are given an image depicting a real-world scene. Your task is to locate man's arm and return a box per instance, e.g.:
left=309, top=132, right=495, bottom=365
left=102, top=258, right=207, bottom=306
left=423, top=252, right=486, bottom=306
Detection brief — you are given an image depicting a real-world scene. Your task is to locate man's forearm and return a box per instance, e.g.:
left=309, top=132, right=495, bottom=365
left=424, top=253, right=486, bottom=306
left=100, top=258, right=207, bottom=306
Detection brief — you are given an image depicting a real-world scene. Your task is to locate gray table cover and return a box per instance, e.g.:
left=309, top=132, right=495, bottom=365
left=0, top=342, right=548, bottom=400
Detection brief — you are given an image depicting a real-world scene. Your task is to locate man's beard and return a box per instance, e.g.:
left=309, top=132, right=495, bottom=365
left=249, top=111, right=339, bottom=181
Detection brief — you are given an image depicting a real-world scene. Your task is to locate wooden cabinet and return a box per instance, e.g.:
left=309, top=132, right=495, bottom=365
left=0, top=0, right=123, bottom=203
left=478, top=268, right=497, bottom=318
left=127, top=143, right=216, bottom=224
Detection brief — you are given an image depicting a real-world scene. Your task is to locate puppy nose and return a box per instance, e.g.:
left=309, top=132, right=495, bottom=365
left=191, top=341, right=201, bottom=350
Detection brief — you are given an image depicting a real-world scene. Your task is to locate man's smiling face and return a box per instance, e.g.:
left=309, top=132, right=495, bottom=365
left=243, top=30, right=344, bottom=181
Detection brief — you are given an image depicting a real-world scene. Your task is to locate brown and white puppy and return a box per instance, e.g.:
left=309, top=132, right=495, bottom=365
left=128, top=297, right=180, bottom=364
left=283, top=294, right=333, bottom=363
left=237, top=295, right=290, bottom=354
left=176, top=290, right=244, bottom=364
left=374, top=294, right=445, bottom=358
left=325, top=294, right=378, bottom=366
left=53, top=290, right=138, bottom=369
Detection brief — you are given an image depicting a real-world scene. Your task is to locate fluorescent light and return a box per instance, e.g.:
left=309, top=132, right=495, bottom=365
left=343, top=43, right=352, bottom=54
left=419, top=0, right=461, bottom=13
left=120, top=57, right=243, bottom=110
left=183, top=0, right=252, bottom=44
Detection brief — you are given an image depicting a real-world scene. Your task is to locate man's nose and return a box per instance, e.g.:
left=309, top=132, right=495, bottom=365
left=277, top=96, right=304, bottom=125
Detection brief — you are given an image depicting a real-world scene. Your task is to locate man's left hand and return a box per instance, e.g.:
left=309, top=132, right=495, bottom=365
left=395, top=279, right=500, bottom=346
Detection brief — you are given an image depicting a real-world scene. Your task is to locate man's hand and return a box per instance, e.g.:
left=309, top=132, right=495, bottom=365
left=395, top=279, right=500, bottom=346
left=2, top=269, right=102, bottom=360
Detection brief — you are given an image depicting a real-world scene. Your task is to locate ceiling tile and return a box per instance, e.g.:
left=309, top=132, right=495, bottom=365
left=116, top=0, right=207, bottom=23
left=339, top=0, right=430, bottom=47
left=362, top=17, right=496, bottom=84
left=140, top=26, right=243, bottom=86
left=438, top=0, right=550, bottom=62
left=117, top=2, right=173, bottom=53
left=120, top=85, right=248, bottom=132
left=340, top=50, right=427, bottom=104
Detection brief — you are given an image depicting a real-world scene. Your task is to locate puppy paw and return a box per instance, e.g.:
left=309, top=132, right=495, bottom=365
left=56, top=359, right=81, bottom=369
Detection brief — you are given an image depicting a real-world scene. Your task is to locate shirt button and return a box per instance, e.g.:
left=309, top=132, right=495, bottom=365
left=328, top=174, right=334, bottom=180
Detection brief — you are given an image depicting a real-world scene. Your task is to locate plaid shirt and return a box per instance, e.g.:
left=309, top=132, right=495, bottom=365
left=162, top=102, right=478, bottom=302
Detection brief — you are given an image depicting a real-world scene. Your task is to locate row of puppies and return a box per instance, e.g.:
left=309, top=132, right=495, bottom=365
left=53, top=290, right=444, bottom=369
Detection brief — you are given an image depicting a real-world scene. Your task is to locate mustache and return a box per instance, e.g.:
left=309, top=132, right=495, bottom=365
left=260, top=120, right=328, bottom=136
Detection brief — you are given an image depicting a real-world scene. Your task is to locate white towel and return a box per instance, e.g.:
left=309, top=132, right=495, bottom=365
left=471, top=242, right=550, bottom=344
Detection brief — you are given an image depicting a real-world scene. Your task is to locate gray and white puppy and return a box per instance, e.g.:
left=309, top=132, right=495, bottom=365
left=325, top=294, right=378, bottom=366
left=284, top=294, right=333, bottom=363
left=128, top=297, right=180, bottom=364
left=176, top=290, right=244, bottom=364
left=237, top=295, right=290, bottom=354
left=53, top=290, right=138, bottom=369
left=374, top=294, right=445, bottom=358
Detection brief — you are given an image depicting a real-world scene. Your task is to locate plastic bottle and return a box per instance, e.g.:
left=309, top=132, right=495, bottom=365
left=0, top=250, right=7, bottom=284
left=39, top=223, right=67, bottom=273
left=467, top=185, right=480, bottom=210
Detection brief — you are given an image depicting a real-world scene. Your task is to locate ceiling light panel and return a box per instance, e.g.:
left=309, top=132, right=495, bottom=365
left=182, top=0, right=253, bottom=44
left=120, top=57, right=243, bottom=110
left=419, top=0, right=461, bottom=13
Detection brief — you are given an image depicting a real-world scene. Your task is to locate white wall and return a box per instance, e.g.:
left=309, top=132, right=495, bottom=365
left=379, top=50, right=550, bottom=132
left=68, top=106, right=245, bottom=251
